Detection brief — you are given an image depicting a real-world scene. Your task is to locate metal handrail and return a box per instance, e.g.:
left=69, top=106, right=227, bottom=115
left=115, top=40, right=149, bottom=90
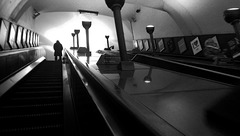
left=64, top=49, right=162, bottom=136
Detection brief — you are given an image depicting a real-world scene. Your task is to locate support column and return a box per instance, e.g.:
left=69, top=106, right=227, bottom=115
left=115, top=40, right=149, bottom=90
left=224, top=8, right=240, bottom=58
left=82, top=21, right=91, bottom=55
left=74, top=29, right=80, bottom=48
left=146, top=25, right=155, bottom=53
left=70, top=33, right=76, bottom=49
left=224, top=8, right=240, bottom=40
left=143, top=67, right=152, bottom=84
left=105, top=0, right=134, bottom=70
left=105, top=35, right=110, bottom=50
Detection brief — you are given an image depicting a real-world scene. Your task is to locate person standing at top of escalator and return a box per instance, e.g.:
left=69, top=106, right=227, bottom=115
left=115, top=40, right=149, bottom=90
left=53, top=40, right=63, bottom=61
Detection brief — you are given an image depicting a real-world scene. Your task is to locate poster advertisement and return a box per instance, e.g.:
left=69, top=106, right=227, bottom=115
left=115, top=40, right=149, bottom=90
left=210, top=36, right=220, bottom=49
left=133, top=40, right=138, bottom=48
left=137, top=40, right=143, bottom=51
left=190, top=37, right=202, bottom=55
left=157, top=39, right=165, bottom=52
left=0, top=20, right=8, bottom=50
left=143, top=39, right=150, bottom=51
left=165, top=38, right=175, bottom=53
left=178, top=38, right=187, bottom=54
left=228, top=37, right=240, bottom=58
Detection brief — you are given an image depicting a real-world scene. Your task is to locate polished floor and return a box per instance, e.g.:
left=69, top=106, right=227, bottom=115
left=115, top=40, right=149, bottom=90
left=102, top=63, right=235, bottom=136
left=74, top=50, right=239, bottom=136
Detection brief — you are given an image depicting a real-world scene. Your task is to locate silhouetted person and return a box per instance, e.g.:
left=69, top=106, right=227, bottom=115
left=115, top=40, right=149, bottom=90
left=53, top=40, right=63, bottom=61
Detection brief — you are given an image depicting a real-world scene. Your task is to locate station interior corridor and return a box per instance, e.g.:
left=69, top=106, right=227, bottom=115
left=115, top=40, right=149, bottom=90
left=1, top=0, right=240, bottom=136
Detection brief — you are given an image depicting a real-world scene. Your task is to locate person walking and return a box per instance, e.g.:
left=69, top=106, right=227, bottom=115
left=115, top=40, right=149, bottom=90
left=53, top=40, right=63, bottom=61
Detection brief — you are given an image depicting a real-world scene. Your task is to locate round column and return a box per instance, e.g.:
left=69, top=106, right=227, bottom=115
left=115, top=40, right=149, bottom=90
left=105, top=0, right=128, bottom=61
left=82, top=21, right=91, bottom=54
left=71, top=33, right=75, bottom=48
left=74, top=29, right=80, bottom=48
left=224, top=8, right=240, bottom=40
left=105, top=35, right=110, bottom=49
left=146, top=25, right=155, bottom=53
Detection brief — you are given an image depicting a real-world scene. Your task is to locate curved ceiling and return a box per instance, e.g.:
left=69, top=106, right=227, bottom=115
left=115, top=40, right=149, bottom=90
left=28, top=0, right=240, bottom=36
left=30, top=0, right=139, bottom=20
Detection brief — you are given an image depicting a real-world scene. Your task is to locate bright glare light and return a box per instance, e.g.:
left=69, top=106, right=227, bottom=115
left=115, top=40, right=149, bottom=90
left=44, top=14, right=115, bottom=53
left=146, top=25, right=154, bottom=28
left=229, top=8, right=239, bottom=10
left=144, top=80, right=151, bottom=84
left=133, top=40, right=138, bottom=48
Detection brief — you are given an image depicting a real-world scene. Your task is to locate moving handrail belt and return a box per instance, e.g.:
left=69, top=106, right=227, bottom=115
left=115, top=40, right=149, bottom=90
left=64, top=49, right=162, bottom=136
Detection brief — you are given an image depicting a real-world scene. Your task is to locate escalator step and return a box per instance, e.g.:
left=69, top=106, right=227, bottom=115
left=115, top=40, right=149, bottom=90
left=22, top=82, right=62, bottom=86
left=0, top=106, right=63, bottom=116
left=0, top=124, right=63, bottom=135
left=13, top=91, right=62, bottom=97
left=0, top=61, right=64, bottom=136
left=0, top=115, right=63, bottom=128
left=3, top=98, right=62, bottom=106
left=1, top=103, right=63, bottom=109
left=19, top=86, right=62, bottom=90
left=0, top=112, right=62, bottom=119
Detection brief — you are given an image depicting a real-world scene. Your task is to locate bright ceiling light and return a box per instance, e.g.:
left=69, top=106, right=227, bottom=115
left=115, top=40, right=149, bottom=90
left=227, top=8, right=240, bottom=11
left=146, top=25, right=154, bottom=28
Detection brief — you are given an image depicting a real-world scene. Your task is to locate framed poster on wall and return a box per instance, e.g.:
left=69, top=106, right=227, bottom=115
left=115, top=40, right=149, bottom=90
left=133, top=40, right=138, bottom=49
left=7, top=23, right=17, bottom=49
left=137, top=40, right=144, bottom=51
left=190, top=37, right=202, bottom=55
left=203, top=36, right=220, bottom=50
left=21, top=28, right=27, bottom=48
left=143, top=39, right=150, bottom=51
left=16, top=26, right=23, bottom=48
left=178, top=38, right=187, bottom=54
left=156, top=39, right=165, bottom=52
left=0, top=19, right=8, bottom=50
left=26, top=29, right=30, bottom=47
left=37, top=34, right=40, bottom=46
left=164, top=38, right=175, bottom=53
left=227, top=37, right=240, bottom=58
left=30, top=31, right=33, bottom=47
left=33, top=32, right=37, bottom=47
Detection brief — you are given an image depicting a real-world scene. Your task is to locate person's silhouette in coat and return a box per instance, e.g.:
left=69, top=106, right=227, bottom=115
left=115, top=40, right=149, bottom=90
left=53, top=40, right=63, bottom=61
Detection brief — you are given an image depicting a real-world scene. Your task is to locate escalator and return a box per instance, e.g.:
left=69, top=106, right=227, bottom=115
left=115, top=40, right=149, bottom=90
left=0, top=60, right=64, bottom=136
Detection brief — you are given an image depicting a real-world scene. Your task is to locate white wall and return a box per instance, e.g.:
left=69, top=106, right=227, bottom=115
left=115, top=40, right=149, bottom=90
left=0, top=0, right=21, bottom=19
left=129, top=0, right=239, bottom=40
left=174, top=0, right=238, bottom=35
left=131, top=6, right=183, bottom=40
left=0, top=0, right=35, bottom=30
left=34, top=12, right=135, bottom=53
left=17, top=6, right=35, bottom=29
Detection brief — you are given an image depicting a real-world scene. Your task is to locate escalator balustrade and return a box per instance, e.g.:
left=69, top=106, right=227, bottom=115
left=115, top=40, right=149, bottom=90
left=0, top=61, right=63, bottom=136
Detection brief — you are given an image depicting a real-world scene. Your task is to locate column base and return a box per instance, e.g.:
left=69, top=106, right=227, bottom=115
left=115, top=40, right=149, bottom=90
left=70, top=47, right=79, bottom=50
left=86, top=51, right=91, bottom=56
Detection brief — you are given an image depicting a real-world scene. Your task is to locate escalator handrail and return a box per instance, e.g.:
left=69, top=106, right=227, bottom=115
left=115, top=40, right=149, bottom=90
left=64, top=49, right=168, bottom=136
left=132, top=54, right=240, bottom=86
left=0, top=47, right=43, bottom=57
left=0, top=56, right=45, bottom=98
